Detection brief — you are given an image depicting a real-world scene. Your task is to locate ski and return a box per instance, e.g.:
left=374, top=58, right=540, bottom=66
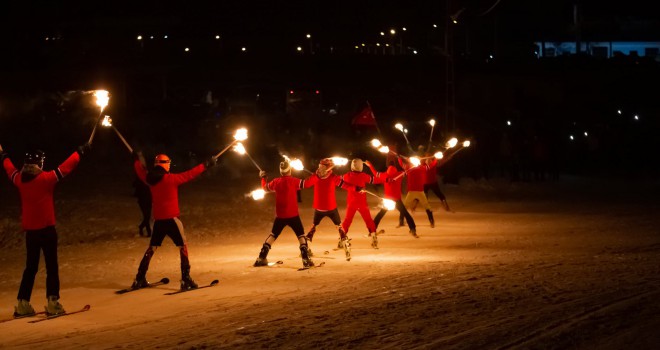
left=164, top=279, right=219, bottom=295
left=298, top=261, right=326, bottom=271
left=115, top=277, right=170, bottom=294
left=0, top=311, right=47, bottom=324
left=28, top=305, right=91, bottom=323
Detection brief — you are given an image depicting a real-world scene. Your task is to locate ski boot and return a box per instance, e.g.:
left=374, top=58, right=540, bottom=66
left=254, top=242, right=271, bottom=267
left=14, top=299, right=35, bottom=317
left=426, top=209, right=435, bottom=228
left=369, top=231, right=379, bottom=249
left=180, top=274, right=198, bottom=291
left=131, top=275, right=150, bottom=290
left=45, top=296, right=65, bottom=316
left=409, top=229, right=419, bottom=238
left=306, top=225, right=316, bottom=242
left=341, top=237, right=352, bottom=261
left=441, top=199, right=451, bottom=212
left=337, top=238, right=344, bottom=249
left=300, top=245, right=315, bottom=268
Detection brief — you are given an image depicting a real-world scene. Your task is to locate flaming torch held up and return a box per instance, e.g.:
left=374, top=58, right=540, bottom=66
left=394, top=123, right=412, bottom=150
left=233, top=142, right=263, bottom=172
left=214, top=128, right=248, bottom=159
left=248, top=189, right=266, bottom=200
left=102, top=116, right=133, bottom=153
left=427, top=119, right=436, bottom=152
left=363, top=190, right=396, bottom=211
left=88, top=90, right=110, bottom=145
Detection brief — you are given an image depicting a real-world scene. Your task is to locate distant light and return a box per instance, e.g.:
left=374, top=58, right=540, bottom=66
left=385, top=44, right=390, bottom=47
left=584, top=132, right=588, bottom=137
left=453, top=19, right=458, bottom=24
left=315, top=90, right=320, bottom=94
left=184, top=47, right=190, bottom=52
left=433, top=24, right=437, bottom=28
left=215, top=35, right=220, bottom=39
left=376, top=43, right=381, bottom=46
left=402, top=27, right=407, bottom=31
left=506, top=120, right=511, bottom=126
left=306, top=34, right=311, bottom=38
left=290, top=90, right=294, bottom=94
left=241, top=47, right=246, bottom=51
left=45, top=37, right=49, bottom=41
left=150, top=36, right=154, bottom=39
left=390, top=29, right=396, bottom=35
left=297, top=46, right=302, bottom=51
left=361, top=43, right=366, bottom=47
left=569, top=135, right=574, bottom=140
left=164, top=35, right=168, bottom=39
left=634, top=115, right=639, bottom=120
left=380, top=32, right=385, bottom=36
left=355, top=45, right=359, bottom=49
left=137, top=35, right=143, bottom=40
left=534, top=51, right=538, bottom=55
left=617, top=109, right=622, bottom=114
left=489, top=54, right=494, bottom=59
left=413, top=50, right=418, bottom=54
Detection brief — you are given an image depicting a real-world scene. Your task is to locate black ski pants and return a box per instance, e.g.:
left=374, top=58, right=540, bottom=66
left=18, top=226, right=60, bottom=301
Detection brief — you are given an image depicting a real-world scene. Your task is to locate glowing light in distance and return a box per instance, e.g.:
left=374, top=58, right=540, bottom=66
left=297, top=46, right=302, bottom=52
left=413, top=50, right=418, bottom=54
left=433, top=24, right=438, bottom=28
left=404, top=128, right=408, bottom=134
left=617, top=109, right=622, bottom=114
left=634, top=115, right=639, bottom=120
left=102, top=115, right=112, bottom=127
left=429, top=119, right=436, bottom=127
left=380, top=32, right=385, bottom=36
left=215, top=35, right=220, bottom=39
left=390, top=29, right=396, bottom=35
left=250, top=189, right=265, bottom=200
left=137, top=35, right=143, bottom=40
left=185, top=47, right=190, bottom=52
left=446, top=138, right=458, bottom=148
left=569, top=135, right=574, bottom=140
left=371, top=139, right=382, bottom=148
left=383, top=199, right=396, bottom=210
left=233, top=128, right=248, bottom=141
left=378, top=146, right=390, bottom=154
left=584, top=132, right=588, bottom=137
left=233, top=142, right=246, bottom=155
left=94, top=90, right=109, bottom=109
left=462, top=140, right=471, bottom=147
left=402, top=27, right=407, bottom=31
left=290, top=159, right=304, bottom=171
left=395, top=123, right=404, bottom=131
left=434, top=151, right=443, bottom=159
left=409, top=157, right=421, bottom=167
left=241, top=47, right=246, bottom=51
left=306, top=34, right=311, bottom=38
left=331, top=157, right=349, bottom=166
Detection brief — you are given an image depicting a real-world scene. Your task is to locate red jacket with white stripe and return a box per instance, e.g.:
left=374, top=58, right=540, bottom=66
left=366, top=163, right=404, bottom=201
left=341, top=171, right=382, bottom=207
left=3, top=152, right=80, bottom=230
left=134, top=160, right=206, bottom=220
left=262, top=175, right=309, bottom=218
left=305, top=171, right=353, bottom=211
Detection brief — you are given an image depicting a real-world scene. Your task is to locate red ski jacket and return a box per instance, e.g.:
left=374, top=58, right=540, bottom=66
left=262, top=175, right=310, bottom=219
left=134, top=160, right=206, bottom=220
left=304, top=171, right=352, bottom=211
left=3, top=152, right=80, bottom=230
left=341, top=171, right=382, bottom=207
left=399, top=158, right=435, bottom=192
left=366, top=163, right=404, bottom=201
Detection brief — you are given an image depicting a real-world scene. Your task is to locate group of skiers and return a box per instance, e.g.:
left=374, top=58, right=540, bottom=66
left=0, top=140, right=454, bottom=319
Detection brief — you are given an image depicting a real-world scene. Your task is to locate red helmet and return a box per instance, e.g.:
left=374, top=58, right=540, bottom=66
left=154, top=154, right=171, bottom=171
left=319, top=158, right=334, bottom=168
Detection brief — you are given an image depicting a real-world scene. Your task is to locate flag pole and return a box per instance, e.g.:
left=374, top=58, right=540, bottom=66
left=366, top=101, right=383, bottom=139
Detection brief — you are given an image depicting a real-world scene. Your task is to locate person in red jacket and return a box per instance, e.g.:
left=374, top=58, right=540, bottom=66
left=304, top=158, right=354, bottom=261
left=130, top=152, right=214, bottom=291
left=365, top=160, right=418, bottom=238
left=340, top=158, right=383, bottom=249
left=399, top=157, right=436, bottom=228
left=423, top=152, right=451, bottom=212
left=253, top=160, right=315, bottom=268
left=1, top=143, right=87, bottom=317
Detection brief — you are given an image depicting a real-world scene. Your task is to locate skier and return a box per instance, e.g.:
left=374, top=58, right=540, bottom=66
left=399, top=156, right=437, bottom=228
left=304, top=158, right=354, bottom=261
left=1, top=143, right=88, bottom=316
left=423, top=152, right=451, bottom=212
left=130, top=152, right=215, bottom=291
left=364, top=160, right=418, bottom=238
left=340, top=158, right=383, bottom=248
left=253, top=160, right=315, bottom=268
left=133, top=152, right=152, bottom=237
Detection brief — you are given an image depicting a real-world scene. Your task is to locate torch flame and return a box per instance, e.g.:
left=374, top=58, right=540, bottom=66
left=378, top=146, right=390, bottom=154
left=94, top=90, right=109, bottom=110
left=383, top=199, right=396, bottom=211
left=446, top=138, right=458, bottom=148
left=370, top=139, right=382, bottom=148
left=409, top=157, right=421, bottom=167
left=290, top=159, right=305, bottom=171
left=395, top=123, right=404, bottom=131
left=101, top=115, right=112, bottom=127
left=429, top=119, right=436, bottom=127
left=233, top=142, right=246, bottom=155
left=250, top=189, right=265, bottom=200
left=434, top=151, right=443, bottom=159
left=234, top=128, right=248, bottom=141
left=463, top=140, right=471, bottom=147
left=330, top=157, right=349, bottom=166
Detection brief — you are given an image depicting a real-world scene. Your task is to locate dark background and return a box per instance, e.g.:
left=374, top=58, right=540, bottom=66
left=1, top=0, right=659, bottom=180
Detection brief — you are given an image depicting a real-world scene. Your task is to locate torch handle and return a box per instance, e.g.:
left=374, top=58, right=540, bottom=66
left=87, top=110, right=105, bottom=145
left=113, top=127, right=133, bottom=153
left=213, top=140, right=237, bottom=159
left=244, top=151, right=263, bottom=172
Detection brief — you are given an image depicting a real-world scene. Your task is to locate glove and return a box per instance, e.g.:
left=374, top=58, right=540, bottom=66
left=205, top=157, right=217, bottom=169
left=132, top=150, right=143, bottom=161
left=355, top=186, right=363, bottom=192
left=259, top=170, right=267, bottom=178
left=77, top=143, right=91, bottom=156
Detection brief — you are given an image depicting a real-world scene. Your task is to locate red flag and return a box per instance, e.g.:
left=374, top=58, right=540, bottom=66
left=351, top=105, right=377, bottom=127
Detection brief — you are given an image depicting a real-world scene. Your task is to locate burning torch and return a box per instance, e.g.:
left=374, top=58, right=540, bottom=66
left=233, top=142, right=263, bottom=172
left=427, top=119, right=436, bottom=152
left=363, top=190, right=396, bottom=211
left=394, top=123, right=412, bottom=151
left=371, top=139, right=401, bottom=157
left=88, top=90, right=110, bottom=145
left=213, top=128, right=248, bottom=160
left=101, top=116, right=133, bottom=153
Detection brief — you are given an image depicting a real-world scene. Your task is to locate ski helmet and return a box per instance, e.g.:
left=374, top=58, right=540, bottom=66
left=24, top=150, right=45, bottom=169
left=280, top=160, right=291, bottom=175
left=154, top=154, right=171, bottom=172
left=351, top=158, right=363, bottom=172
